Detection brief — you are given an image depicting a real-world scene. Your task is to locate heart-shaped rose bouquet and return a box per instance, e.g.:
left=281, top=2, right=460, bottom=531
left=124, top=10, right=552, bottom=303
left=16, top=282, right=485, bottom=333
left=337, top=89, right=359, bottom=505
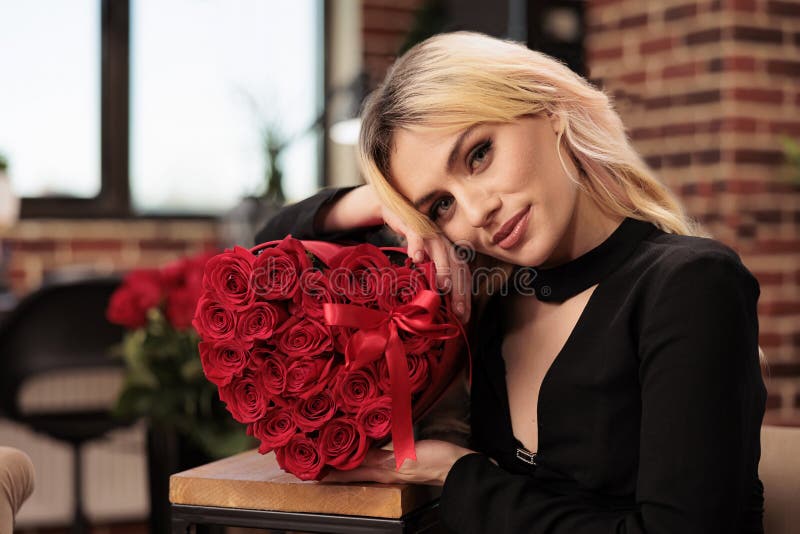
left=192, top=235, right=466, bottom=480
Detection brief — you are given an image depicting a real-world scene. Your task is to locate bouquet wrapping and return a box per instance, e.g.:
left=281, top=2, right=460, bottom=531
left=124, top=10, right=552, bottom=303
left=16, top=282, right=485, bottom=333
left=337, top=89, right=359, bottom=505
left=192, top=235, right=467, bottom=480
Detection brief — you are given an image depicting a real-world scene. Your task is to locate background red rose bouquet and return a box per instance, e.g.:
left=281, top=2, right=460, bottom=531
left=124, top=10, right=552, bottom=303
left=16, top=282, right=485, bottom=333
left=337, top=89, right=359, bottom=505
left=192, top=236, right=467, bottom=480
left=107, top=251, right=255, bottom=459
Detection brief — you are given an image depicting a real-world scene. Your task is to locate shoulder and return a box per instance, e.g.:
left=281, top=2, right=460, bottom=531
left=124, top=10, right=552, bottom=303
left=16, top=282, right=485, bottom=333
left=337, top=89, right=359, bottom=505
left=637, top=231, right=758, bottom=296
left=633, top=230, right=759, bottom=301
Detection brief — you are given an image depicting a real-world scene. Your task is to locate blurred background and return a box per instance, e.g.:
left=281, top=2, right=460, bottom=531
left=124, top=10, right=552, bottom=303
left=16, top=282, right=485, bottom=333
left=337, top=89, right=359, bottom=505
left=0, top=0, right=798, bottom=532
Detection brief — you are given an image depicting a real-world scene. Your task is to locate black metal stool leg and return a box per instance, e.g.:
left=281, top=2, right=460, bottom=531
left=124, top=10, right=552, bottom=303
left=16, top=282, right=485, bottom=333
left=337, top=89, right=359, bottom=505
left=70, top=442, right=89, bottom=534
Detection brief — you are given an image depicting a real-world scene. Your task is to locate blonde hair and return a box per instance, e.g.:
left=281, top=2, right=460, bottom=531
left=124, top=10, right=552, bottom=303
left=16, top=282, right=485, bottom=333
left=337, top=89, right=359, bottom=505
left=357, top=31, right=701, bottom=240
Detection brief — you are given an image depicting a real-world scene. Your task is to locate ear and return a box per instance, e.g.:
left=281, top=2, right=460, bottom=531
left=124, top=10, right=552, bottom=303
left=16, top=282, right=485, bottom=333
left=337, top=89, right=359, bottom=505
left=548, top=112, right=563, bottom=135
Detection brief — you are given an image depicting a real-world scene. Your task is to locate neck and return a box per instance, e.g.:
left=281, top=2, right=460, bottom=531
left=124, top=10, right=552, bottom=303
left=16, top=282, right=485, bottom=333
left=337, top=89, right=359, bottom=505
left=539, top=191, right=624, bottom=269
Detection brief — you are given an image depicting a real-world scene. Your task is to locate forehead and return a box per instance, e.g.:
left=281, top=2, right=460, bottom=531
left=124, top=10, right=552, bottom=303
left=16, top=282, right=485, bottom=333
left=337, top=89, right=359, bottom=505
left=388, top=126, right=465, bottom=202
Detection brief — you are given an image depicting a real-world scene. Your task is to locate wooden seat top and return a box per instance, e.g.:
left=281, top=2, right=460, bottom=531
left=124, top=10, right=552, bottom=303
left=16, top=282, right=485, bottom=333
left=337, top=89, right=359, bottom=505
left=169, top=449, right=441, bottom=519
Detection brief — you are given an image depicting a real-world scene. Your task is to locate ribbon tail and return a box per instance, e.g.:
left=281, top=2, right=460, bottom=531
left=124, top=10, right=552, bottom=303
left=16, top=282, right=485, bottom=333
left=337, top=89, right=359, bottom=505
left=385, top=325, right=416, bottom=470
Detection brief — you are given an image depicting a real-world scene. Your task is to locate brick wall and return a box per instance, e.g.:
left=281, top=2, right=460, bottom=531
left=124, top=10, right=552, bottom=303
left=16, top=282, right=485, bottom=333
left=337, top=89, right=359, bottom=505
left=585, top=0, right=800, bottom=422
left=362, top=0, right=426, bottom=89
left=4, top=219, right=218, bottom=296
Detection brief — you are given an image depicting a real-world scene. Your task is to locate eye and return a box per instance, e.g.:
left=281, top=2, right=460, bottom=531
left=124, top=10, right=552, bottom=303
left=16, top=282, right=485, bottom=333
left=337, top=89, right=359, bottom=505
left=429, top=196, right=454, bottom=221
left=467, top=139, right=492, bottom=172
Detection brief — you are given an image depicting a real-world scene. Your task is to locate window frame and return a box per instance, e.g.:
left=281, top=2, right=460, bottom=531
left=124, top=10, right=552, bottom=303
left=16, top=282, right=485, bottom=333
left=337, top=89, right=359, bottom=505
left=20, top=0, right=327, bottom=219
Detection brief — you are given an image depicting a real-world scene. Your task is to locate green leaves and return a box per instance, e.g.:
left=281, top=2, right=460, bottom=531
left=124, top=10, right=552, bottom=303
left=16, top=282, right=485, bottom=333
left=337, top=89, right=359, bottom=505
left=111, top=305, right=255, bottom=458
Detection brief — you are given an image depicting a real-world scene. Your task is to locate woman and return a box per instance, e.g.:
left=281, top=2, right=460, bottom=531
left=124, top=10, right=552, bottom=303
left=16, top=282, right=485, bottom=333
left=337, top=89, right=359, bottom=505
left=255, top=31, right=766, bottom=533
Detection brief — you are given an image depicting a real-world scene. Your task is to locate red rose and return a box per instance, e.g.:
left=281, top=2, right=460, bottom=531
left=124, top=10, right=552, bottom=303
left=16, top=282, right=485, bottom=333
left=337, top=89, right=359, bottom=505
left=192, top=293, right=237, bottom=342
left=254, top=350, right=288, bottom=396
left=236, top=301, right=287, bottom=343
left=319, top=416, right=368, bottom=470
left=334, top=366, right=380, bottom=414
left=106, top=269, right=163, bottom=328
left=327, top=244, right=391, bottom=304
left=199, top=341, right=249, bottom=387
left=218, top=370, right=270, bottom=423
left=398, top=328, right=435, bottom=356
left=285, top=356, right=337, bottom=399
left=275, top=433, right=327, bottom=481
left=289, top=269, right=343, bottom=320
left=249, top=406, right=296, bottom=453
left=203, top=246, right=255, bottom=309
left=293, top=390, right=336, bottom=432
left=277, top=316, right=333, bottom=358
left=376, top=352, right=430, bottom=395
left=376, top=266, right=428, bottom=311
left=252, top=238, right=311, bottom=300
left=356, top=395, right=392, bottom=440
left=166, top=286, right=201, bottom=329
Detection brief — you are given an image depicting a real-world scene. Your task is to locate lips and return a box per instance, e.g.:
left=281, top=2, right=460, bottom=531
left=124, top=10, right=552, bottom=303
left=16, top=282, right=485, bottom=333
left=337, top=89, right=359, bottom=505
left=492, top=206, right=531, bottom=245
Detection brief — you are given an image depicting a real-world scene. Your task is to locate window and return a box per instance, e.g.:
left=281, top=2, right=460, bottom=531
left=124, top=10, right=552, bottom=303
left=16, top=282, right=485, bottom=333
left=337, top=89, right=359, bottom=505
left=0, top=1, right=101, bottom=199
left=5, top=0, right=323, bottom=218
left=130, top=0, right=323, bottom=214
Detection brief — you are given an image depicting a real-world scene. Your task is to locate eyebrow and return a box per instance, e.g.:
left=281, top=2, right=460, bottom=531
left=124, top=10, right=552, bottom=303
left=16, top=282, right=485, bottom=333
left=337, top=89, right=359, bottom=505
left=411, top=124, right=478, bottom=210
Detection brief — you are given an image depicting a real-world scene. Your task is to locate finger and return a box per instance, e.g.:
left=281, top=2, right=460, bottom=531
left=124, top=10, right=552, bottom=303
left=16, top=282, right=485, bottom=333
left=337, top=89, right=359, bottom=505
left=453, top=256, right=471, bottom=323
left=427, top=237, right=453, bottom=292
left=405, top=232, right=427, bottom=264
left=361, top=448, right=396, bottom=468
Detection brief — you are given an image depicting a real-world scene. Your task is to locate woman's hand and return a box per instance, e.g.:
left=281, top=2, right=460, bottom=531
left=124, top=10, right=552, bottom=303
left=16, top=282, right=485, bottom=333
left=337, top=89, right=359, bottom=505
left=373, top=189, right=473, bottom=325
left=320, top=439, right=477, bottom=486
left=317, top=184, right=472, bottom=324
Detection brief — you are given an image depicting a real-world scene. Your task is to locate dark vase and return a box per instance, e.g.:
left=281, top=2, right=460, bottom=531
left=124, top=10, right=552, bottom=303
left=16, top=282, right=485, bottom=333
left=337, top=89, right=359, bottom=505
left=146, top=423, right=212, bottom=534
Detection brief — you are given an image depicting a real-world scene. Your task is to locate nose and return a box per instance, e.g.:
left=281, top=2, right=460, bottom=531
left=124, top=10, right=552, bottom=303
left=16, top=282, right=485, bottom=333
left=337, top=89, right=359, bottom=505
left=458, top=184, right=500, bottom=229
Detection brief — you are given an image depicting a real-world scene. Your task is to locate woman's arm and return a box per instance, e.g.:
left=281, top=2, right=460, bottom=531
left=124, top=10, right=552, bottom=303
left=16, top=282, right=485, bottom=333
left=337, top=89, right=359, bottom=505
left=438, top=252, right=766, bottom=533
left=254, top=184, right=390, bottom=245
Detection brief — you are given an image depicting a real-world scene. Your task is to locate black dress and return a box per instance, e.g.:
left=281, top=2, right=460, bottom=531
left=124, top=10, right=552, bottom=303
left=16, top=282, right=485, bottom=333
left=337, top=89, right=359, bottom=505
left=255, top=186, right=767, bottom=534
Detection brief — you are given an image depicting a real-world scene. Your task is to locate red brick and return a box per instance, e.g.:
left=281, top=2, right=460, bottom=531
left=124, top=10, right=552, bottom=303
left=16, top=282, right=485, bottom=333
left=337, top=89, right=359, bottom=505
left=620, top=71, right=647, bottom=84
left=753, top=272, right=784, bottom=285
left=724, top=117, right=758, bottom=132
left=619, top=13, right=648, bottom=29
left=732, top=149, right=785, bottom=164
left=640, top=37, right=673, bottom=54
left=766, top=60, right=800, bottom=77
left=730, top=88, right=784, bottom=104
left=664, top=4, right=698, bottom=20
left=9, top=239, right=56, bottom=253
left=709, top=56, right=758, bottom=72
left=363, top=30, right=407, bottom=55
left=767, top=362, right=800, bottom=376
left=684, top=89, right=721, bottom=105
left=759, top=332, right=783, bottom=347
left=70, top=239, right=123, bottom=252
left=769, top=121, right=800, bottom=136
left=732, top=26, right=784, bottom=44
left=753, top=238, right=800, bottom=253
left=363, top=7, right=416, bottom=32
left=695, top=149, right=722, bottom=164
left=138, top=238, right=189, bottom=252
left=767, top=0, right=800, bottom=17
left=630, top=127, right=660, bottom=140
left=765, top=394, right=782, bottom=410
left=760, top=301, right=800, bottom=315
left=588, top=46, right=624, bottom=61
left=686, top=28, right=722, bottom=46
left=730, top=0, right=758, bottom=11
left=662, top=62, right=697, bottom=79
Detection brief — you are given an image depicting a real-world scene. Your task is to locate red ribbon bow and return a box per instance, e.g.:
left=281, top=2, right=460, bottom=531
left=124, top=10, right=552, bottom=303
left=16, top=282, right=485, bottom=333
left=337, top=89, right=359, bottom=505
left=323, top=289, right=460, bottom=470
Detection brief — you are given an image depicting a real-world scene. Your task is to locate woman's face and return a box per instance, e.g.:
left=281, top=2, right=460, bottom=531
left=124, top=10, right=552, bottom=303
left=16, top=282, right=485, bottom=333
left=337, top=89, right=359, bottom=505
left=389, top=113, right=591, bottom=268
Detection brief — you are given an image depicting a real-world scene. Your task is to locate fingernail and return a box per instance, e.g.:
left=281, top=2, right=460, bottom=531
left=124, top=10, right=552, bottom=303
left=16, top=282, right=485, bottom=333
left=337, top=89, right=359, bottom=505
left=455, top=302, right=465, bottom=315
left=414, top=251, right=424, bottom=262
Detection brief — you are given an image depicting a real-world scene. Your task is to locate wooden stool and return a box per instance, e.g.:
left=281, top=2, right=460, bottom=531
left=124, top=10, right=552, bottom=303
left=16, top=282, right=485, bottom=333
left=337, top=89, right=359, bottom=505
left=169, top=449, right=444, bottom=533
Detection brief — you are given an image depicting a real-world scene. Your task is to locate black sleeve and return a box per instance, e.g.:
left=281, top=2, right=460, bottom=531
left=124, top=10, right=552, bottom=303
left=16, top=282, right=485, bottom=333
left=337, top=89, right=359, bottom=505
left=254, top=185, right=401, bottom=247
left=438, top=252, right=765, bottom=534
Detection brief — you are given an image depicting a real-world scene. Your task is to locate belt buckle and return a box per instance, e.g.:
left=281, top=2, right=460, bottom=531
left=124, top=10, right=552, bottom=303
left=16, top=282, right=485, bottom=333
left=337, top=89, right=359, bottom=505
left=515, top=447, right=538, bottom=466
